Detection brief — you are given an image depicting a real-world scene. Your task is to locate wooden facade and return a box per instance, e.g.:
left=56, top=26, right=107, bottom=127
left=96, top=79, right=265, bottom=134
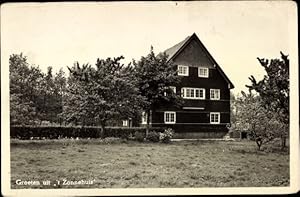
left=146, top=33, right=234, bottom=138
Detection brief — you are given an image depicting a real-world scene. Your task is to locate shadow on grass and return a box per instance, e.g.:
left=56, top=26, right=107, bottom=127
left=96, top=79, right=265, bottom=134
left=233, top=145, right=289, bottom=155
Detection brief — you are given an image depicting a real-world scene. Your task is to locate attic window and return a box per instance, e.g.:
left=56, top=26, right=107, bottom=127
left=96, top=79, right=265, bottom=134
left=198, top=67, right=209, bottom=78
left=178, top=65, right=189, bottom=76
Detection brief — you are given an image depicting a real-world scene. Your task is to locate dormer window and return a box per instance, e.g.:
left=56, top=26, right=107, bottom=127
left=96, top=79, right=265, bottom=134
left=178, top=65, right=189, bottom=76
left=198, top=67, right=209, bottom=78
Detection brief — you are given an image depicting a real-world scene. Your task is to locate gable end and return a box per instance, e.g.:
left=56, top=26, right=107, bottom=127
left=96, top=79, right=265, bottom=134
left=164, top=33, right=234, bottom=89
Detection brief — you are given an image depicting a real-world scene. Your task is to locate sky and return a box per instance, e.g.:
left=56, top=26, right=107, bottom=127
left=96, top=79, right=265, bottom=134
left=1, top=1, right=297, bottom=95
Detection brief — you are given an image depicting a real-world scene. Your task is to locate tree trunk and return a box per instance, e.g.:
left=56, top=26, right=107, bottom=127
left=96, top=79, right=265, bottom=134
left=146, top=110, right=150, bottom=137
left=146, top=109, right=152, bottom=137
left=256, top=137, right=262, bottom=151
left=281, top=136, right=286, bottom=150
left=60, top=92, right=63, bottom=126
left=257, top=141, right=262, bottom=151
left=100, top=122, right=105, bottom=139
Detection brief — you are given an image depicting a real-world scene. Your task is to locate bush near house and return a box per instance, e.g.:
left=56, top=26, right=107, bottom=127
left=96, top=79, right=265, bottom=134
left=146, top=131, right=160, bottom=142
left=160, top=128, right=174, bottom=143
left=10, top=126, right=100, bottom=139
left=10, top=126, right=166, bottom=140
left=134, top=131, right=145, bottom=142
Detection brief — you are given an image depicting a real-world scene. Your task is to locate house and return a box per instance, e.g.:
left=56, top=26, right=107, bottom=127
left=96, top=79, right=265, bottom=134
left=140, top=33, right=235, bottom=138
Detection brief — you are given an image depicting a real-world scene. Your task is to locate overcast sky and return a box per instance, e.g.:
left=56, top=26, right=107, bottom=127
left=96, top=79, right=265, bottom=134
left=1, top=1, right=297, bottom=94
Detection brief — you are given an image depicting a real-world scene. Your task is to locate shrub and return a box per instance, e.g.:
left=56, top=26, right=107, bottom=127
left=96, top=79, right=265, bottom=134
left=146, top=131, right=160, bottom=142
left=10, top=126, right=101, bottom=139
left=159, top=128, right=174, bottom=143
left=134, top=131, right=145, bottom=142
left=11, top=126, right=165, bottom=140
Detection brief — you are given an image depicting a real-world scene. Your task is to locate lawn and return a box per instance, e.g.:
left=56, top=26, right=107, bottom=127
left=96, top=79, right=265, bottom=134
left=10, top=139, right=289, bottom=188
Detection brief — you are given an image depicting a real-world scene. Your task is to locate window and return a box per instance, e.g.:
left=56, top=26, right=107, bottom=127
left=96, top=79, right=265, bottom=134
left=210, top=112, right=220, bottom=124
left=164, top=111, right=176, bottom=124
left=122, top=120, right=128, bottom=127
left=195, top=89, right=201, bottom=97
left=210, top=89, right=220, bottom=100
left=178, top=65, right=189, bottom=76
left=141, top=111, right=147, bottom=124
left=181, top=87, right=205, bottom=99
left=198, top=67, right=209, bottom=78
left=164, top=86, right=176, bottom=96
left=170, top=86, right=176, bottom=93
left=186, top=88, right=191, bottom=97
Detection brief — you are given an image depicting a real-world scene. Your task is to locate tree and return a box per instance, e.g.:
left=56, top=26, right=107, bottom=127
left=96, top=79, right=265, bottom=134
left=246, top=52, right=289, bottom=149
left=9, top=53, right=43, bottom=125
left=230, top=91, right=237, bottom=126
left=63, top=56, right=144, bottom=137
left=32, top=66, right=65, bottom=125
left=10, top=93, right=37, bottom=125
left=235, top=91, right=282, bottom=150
left=54, top=68, right=67, bottom=125
left=133, top=47, right=183, bottom=135
left=36, top=66, right=54, bottom=124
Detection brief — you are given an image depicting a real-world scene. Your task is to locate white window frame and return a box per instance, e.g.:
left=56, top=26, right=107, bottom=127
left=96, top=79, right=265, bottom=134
left=181, top=87, right=205, bottom=99
left=164, top=111, right=176, bottom=124
left=170, top=86, right=176, bottom=93
left=210, top=89, right=220, bottom=100
left=210, top=112, right=220, bottom=124
left=141, top=111, right=147, bottom=124
left=164, top=86, right=176, bottom=96
left=198, top=67, right=209, bottom=78
left=178, top=65, right=189, bottom=76
left=122, top=120, right=128, bottom=127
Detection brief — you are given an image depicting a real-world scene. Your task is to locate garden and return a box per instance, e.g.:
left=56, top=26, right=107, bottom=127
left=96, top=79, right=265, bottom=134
left=10, top=137, right=289, bottom=189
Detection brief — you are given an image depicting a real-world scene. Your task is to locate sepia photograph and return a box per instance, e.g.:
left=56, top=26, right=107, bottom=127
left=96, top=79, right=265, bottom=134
left=1, top=1, right=299, bottom=196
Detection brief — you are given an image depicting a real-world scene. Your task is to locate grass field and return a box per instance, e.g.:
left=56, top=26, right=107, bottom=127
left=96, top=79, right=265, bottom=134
left=10, top=139, right=289, bottom=188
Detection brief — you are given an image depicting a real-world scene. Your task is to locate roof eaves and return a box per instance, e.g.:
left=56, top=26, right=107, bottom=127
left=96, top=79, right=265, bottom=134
left=192, top=34, right=235, bottom=89
left=163, top=35, right=192, bottom=61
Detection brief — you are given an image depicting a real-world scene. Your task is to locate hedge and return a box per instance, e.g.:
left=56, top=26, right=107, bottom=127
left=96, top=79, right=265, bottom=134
left=10, top=126, right=166, bottom=140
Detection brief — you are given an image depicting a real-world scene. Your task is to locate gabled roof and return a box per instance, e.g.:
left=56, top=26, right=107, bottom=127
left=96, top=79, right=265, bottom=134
left=163, top=33, right=234, bottom=89
left=164, top=35, right=191, bottom=61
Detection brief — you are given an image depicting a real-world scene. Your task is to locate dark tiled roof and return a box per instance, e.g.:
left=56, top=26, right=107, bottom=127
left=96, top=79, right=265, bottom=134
left=163, top=35, right=191, bottom=60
